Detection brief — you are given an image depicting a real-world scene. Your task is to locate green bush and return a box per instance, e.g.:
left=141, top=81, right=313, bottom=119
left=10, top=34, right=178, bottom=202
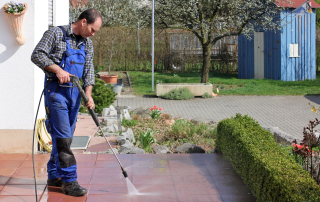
left=122, top=118, right=137, bottom=127
left=216, top=114, right=320, bottom=202
left=202, top=92, right=213, bottom=98
left=91, top=78, right=117, bottom=114
left=162, top=87, right=194, bottom=100
left=135, top=129, right=157, bottom=153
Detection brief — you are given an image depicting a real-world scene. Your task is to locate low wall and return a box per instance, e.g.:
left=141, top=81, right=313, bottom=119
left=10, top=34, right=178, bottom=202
left=156, top=83, right=213, bottom=96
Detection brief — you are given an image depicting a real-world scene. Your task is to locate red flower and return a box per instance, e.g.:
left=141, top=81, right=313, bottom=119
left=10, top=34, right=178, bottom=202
left=163, top=113, right=165, bottom=116
left=292, top=143, right=296, bottom=147
left=297, top=145, right=303, bottom=149
left=150, top=108, right=153, bottom=111
left=154, top=105, right=157, bottom=108
left=159, top=107, right=162, bottom=110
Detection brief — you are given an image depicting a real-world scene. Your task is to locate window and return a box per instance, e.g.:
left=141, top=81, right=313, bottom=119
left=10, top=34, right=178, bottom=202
left=289, top=44, right=299, bottom=57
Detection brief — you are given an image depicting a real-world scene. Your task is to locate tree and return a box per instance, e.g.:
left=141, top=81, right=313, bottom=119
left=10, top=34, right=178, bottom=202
left=138, top=0, right=289, bottom=83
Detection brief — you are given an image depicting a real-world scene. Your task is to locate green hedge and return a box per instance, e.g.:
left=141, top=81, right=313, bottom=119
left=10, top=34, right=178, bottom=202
left=216, top=114, right=320, bottom=202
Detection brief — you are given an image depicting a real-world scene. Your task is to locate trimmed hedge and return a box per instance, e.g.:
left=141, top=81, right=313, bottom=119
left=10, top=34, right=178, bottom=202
left=216, top=114, right=320, bottom=202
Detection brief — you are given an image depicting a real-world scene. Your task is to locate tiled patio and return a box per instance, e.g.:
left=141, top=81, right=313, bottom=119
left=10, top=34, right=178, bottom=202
left=0, top=153, right=255, bottom=202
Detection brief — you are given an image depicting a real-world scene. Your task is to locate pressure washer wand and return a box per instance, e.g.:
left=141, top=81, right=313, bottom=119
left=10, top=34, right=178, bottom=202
left=70, top=76, right=128, bottom=178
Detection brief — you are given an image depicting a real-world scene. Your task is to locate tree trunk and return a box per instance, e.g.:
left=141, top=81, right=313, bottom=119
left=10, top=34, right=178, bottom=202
left=201, top=44, right=211, bottom=83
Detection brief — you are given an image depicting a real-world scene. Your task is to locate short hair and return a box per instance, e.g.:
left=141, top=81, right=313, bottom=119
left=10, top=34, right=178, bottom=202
left=78, top=9, right=103, bottom=25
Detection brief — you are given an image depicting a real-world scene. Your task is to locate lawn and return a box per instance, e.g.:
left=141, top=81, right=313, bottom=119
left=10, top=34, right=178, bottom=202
left=129, top=71, right=320, bottom=96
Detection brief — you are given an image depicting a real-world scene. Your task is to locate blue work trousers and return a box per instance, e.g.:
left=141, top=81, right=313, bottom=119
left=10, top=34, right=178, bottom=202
left=44, top=81, right=81, bottom=183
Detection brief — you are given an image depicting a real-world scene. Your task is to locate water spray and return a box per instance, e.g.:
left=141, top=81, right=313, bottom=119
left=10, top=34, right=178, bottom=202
left=70, top=76, right=128, bottom=179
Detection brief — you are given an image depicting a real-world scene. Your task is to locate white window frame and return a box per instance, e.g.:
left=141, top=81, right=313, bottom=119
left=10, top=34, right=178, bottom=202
left=289, top=44, right=299, bottom=57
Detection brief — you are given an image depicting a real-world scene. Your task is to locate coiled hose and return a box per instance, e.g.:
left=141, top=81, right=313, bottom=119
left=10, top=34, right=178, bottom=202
left=35, top=118, right=52, bottom=153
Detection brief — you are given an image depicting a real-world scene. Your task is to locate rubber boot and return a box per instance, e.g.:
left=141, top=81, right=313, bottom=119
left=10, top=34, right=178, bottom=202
left=62, top=181, right=87, bottom=196
left=47, top=178, right=62, bottom=187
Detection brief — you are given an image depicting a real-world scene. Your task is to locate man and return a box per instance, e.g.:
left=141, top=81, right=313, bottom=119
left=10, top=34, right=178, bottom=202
left=31, top=9, right=102, bottom=196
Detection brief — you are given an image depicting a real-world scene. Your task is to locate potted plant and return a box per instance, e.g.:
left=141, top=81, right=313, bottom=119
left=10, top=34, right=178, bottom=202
left=3, top=2, right=27, bottom=45
left=100, top=34, right=118, bottom=83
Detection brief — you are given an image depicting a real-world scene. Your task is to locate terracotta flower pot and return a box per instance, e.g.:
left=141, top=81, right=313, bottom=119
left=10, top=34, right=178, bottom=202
left=100, top=75, right=119, bottom=84
left=3, top=3, right=27, bottom=45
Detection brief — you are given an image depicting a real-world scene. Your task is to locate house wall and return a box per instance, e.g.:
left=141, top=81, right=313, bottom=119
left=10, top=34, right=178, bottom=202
left=0, top=0, right=69, bottom=153
left=280, top=8, right=316, bottom=81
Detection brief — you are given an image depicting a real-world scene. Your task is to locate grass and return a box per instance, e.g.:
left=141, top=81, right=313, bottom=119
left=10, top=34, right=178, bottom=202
left=129, top=71, right=320, bottom=96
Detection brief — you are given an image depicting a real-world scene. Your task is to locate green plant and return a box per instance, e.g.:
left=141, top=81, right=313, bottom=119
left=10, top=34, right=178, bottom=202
left=90, top=78, right=117, bottom=114
left=135, top=129, right=157, bottom=153
left=162, top=87, right=194, bottom=100
left=4, top=2, right=26, bottom=13
left=149, top=105, right=162, bottom=119
left=216, top=114, right=320, bottom=201
left=202, top=92, right=213, bottom=98
left=205, top=82, right=211, bottom=85
left=122, top=118, right=137, bottom=127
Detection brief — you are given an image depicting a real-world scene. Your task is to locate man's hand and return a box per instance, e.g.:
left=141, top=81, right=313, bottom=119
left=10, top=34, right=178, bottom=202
left=56, top=69, right=70, bottom=84
left=85, top=86, right=95, bottom=109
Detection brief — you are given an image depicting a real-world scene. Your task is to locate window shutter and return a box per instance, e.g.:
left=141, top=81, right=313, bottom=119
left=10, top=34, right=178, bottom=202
left=48, top=0, right=53, bottom=28
left=290, top=44, right=299, bottom=57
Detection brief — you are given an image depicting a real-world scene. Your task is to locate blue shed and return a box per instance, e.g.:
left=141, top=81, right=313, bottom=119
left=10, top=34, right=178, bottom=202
left=238, top=0, right=320, bottom=81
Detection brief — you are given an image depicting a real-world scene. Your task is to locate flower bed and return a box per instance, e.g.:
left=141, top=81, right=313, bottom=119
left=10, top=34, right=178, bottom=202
left=216, top=114, right=320, bottom=201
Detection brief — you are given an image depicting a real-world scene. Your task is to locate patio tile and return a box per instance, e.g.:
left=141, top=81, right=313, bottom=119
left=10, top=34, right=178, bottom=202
left=132, top=160, right=169, bottom=168
left=7, top=175, right=47, bottom=185
left=0, top=154, right=28, bottom=161
left=211, top=174, right=246, bottom=185
left=132, top=167, right=171, bottom=176
left=14, top=168, right=47, bottom=176
left=40, top=194, right=86, bottom=202
left=167, top=154, right=204, bottom=160
left=77, top=175, right=93, bottom=185
left=131, top=194, right=177, bottom=202
left=74, top=154, right=97, bottom=161
left=132, top=175, right=174, bottom=185
left=88, top=184, right=128, bottom=195
left=0, top=185, right=3, bottom=191
left=172, top=175, right=214, bottom=184
left=0, top=160, right=23, bottom=168
left=0, top=184, right=46, bottom=196
left=0, top=195, right=40, bottom=202
left=134, top=184, right=176, bottom=195
left=216, top=183, right=253, bottom=195
left=207, top=166, right=238, bottom=176
left=97, top=154, right=133, bottom=161
left=95, top=160, right=132, bottom=168
left=0, top=168, right=18, bottom=176
left=76, top=161, right=96, bottom=168
left=87, top=194, right=131, bottom=202
left=177, top=194, right=223, bottom=202
left=26, top=154, right=50, bottom=161
left=168, top=159, right=206, bottom=167
left=132, top=154, right=168, bottom=161
left=175, top=183, right=219, bottom=195
left=20, top=160, right=47, bottom=168
left=91, top=175, right=127, bottom=185
left=170, top=166, right=210, bottom=176
left=0, top=176, right=10, bottom=185
left=77, top=168, right=94, bottom=176
left=220, top=194, right=256, bottom=202
left=93, top=167, right=133, bottom=177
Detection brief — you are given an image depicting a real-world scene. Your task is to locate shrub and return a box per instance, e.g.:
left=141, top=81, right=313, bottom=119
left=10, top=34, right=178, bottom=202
left=216, top=114, right=320, bottom=201
left=122, top=118, right=137, bottom=127
left=91, top=78, right=117, bottom=114
left=135, top=129, right=157, bottom=153
left=162, top=87, right=194, bottom=100
left=202, top=92, right=213, bottom=98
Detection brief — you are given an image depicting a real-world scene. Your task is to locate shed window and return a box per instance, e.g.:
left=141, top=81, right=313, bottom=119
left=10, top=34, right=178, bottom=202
left=290, top=44, right=299, bottom=57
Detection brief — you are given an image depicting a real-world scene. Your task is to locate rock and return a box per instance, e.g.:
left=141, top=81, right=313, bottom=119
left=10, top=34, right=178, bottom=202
left=122, top=109, right=131, bottom=120
left=109, top=105, right=116, bottom=111
left=102, top=108, right=110, bottom=117
left=107, top=124, right=118, bottom=133
left=164, top=119, right=175, bottom=125
left=261, top=126, right=295, bottom=145
left=98, top=148, right=119, bottom=154
left=109, top=110, right=117, bottom=116
left=103, top=132, right=119, bottom=137
left=152, top=145, right=169, bottom=154
left=104, top=116, right=118, bottom=126
left=116, top=136, right=127, bottom=145
left=133, top=106, right=152, bottom=119
left=122, top=128, right=135, bottom=143
left=128, top=147, right=145, bottom=154
left=175, top=143, right=205, bottom=153
left=119, top=140, right=134, bottom=154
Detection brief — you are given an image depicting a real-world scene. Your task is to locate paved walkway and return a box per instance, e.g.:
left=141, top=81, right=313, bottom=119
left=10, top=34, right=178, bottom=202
left=116, top=95, right=320, bottom=141
left=0, top=153, right=255, bottom=202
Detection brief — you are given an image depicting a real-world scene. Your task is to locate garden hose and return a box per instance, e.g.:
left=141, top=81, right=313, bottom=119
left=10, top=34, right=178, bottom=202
left=35, top=118, right=52, bottom=153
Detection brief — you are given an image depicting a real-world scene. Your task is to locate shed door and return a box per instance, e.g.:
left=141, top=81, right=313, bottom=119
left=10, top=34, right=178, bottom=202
left=254, top=32, right=264, bottom=79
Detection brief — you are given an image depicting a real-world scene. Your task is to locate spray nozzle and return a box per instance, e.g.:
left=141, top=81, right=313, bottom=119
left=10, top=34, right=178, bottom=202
left=121, top=167, right=128, bottom=178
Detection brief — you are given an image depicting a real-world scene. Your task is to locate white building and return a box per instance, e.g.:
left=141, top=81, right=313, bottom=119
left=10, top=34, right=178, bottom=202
left=0, top=0, right=68, bottom=153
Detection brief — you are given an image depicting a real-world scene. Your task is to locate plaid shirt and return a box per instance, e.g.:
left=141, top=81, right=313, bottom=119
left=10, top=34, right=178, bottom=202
left=31, top=24, right=95, bottom=88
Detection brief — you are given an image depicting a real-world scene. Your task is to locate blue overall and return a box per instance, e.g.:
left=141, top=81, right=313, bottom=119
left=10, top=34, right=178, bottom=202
left=44, top=27, right=87, bottom=183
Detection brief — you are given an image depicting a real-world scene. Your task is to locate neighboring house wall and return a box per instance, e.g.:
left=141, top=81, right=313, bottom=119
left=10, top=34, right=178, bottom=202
left=238, top=8, right=316, bottom=81
left=0, top=0, right=68, bottom=153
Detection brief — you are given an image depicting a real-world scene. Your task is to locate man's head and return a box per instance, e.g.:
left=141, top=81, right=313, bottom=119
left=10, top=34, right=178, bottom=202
left=75, top=9, right=103, bottom=38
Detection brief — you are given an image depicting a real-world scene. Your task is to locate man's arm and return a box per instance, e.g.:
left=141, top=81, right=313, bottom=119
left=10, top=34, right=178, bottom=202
left=84, top=85, right=94, bottom=109
left=44, top=64, right=70, bottom=84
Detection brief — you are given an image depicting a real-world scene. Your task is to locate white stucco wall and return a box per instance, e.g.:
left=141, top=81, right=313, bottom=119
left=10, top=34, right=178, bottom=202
left=53, top=0, right=69, bottom=26
left=0, top=0, right=69, bottom=130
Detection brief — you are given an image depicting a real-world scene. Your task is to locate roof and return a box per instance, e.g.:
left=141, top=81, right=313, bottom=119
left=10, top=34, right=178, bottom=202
left=275, top=0, right=320, bottom=8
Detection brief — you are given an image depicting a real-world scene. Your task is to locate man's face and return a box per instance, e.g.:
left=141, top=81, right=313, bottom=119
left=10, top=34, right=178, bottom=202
left=80, top=18, right=102, bottom=38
